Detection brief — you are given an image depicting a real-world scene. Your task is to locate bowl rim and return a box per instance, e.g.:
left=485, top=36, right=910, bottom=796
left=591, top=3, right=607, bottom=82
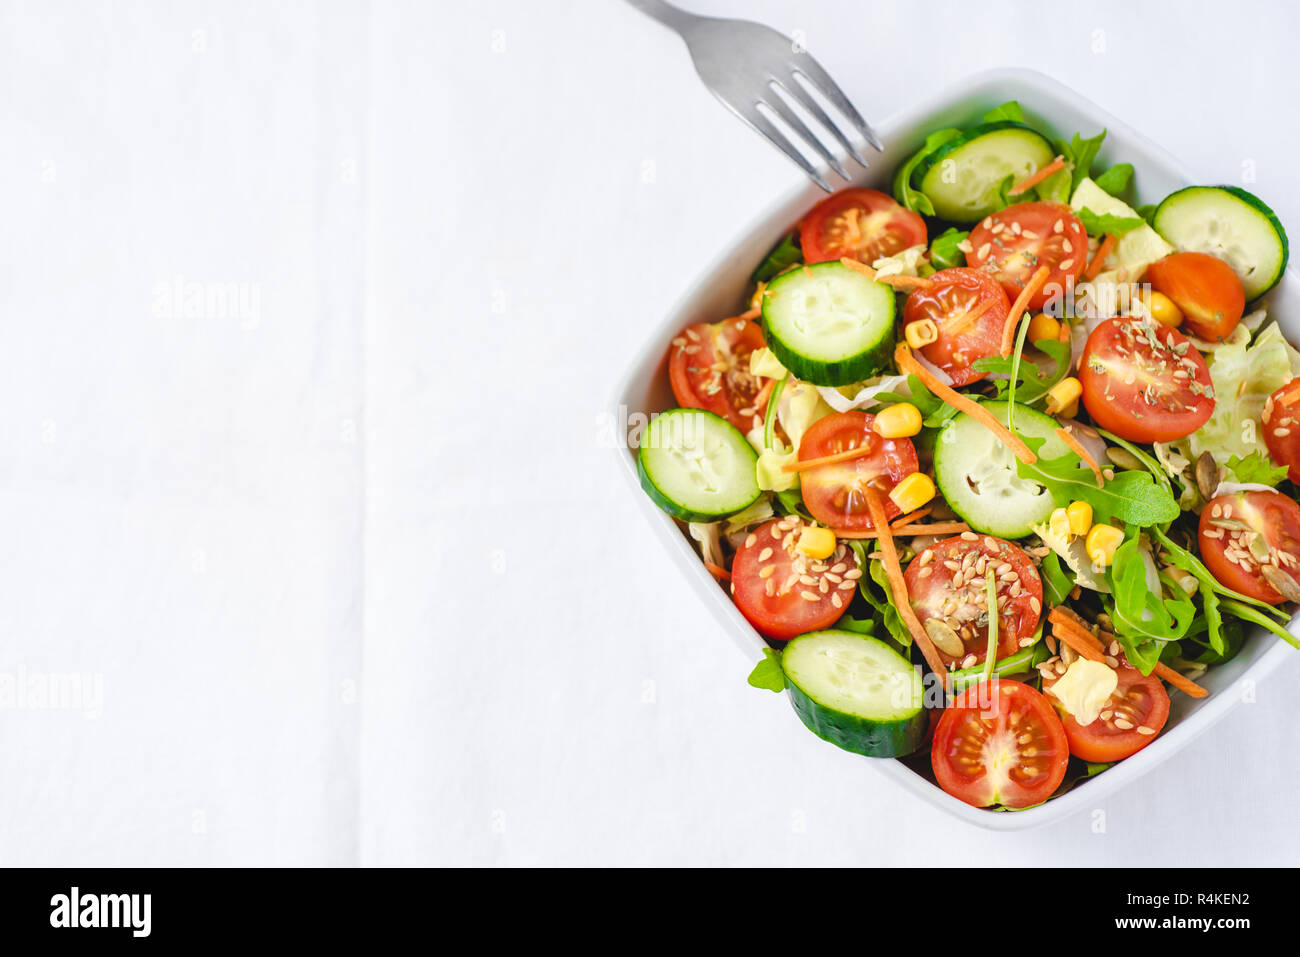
left=609, top=66, right=1299, bottom=830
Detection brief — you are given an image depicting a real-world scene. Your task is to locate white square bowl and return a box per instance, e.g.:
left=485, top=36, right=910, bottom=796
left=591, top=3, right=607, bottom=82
left=611, top=67, right=1299, bottom=830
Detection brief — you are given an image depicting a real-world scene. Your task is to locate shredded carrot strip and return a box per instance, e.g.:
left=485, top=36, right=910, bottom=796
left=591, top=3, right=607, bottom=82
left=895, top=344, right=1037, bottom=464
left=704, top=561, right=730, bottom=583
left=862, top=488, right=949, bottom=683
left=1153, top=662, right=1211, bottom=699
left=832, top=521, right=971, bottom=540
left=1008, top=155, right=1066, bottom=196
left=752, top=378, right=776, bottom=414
left=1048, top=608, right=1209, bottom=699
left=999, top=265, right=1051, bottom=355
left=1054, top=426, right=1105, bottom=488
left=781, top=444, right=874, bottom=473
left=891, top=505, right=934, bottom=528
left=1084, top=233, right=1118, bottom=281
left=839, top=257, right=932, bottom=290
left=733, top=306, right=761, bottom=322
left=1057, top=320, right=1072, bottom=344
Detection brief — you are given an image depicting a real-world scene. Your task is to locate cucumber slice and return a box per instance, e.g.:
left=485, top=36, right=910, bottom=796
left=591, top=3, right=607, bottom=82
left=761, top=261, right=895, bottom=387
left=782, top=629, right=927, bottom=758
left=637, top=408, right=761, bottom=522
left=912, top=121, right=1055, bottom=224
left=934, top=401, right=1072, bottom=538
left=1153, top=185, right=1289, bottom=299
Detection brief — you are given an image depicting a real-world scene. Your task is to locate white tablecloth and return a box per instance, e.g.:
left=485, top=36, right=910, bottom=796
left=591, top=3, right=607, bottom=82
left=2, top=0, right=1298, bottom=866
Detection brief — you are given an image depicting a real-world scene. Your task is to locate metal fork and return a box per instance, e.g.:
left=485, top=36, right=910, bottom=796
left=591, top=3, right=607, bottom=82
left=626, top=0, right=881, bottom=191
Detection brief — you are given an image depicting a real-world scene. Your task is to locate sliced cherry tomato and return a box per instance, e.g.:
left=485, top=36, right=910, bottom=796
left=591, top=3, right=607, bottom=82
left=966, top=201, right=1087, bottom=311
left=730, top=517, right=859, bottom=640
left=797, top=411, right=919, bottom=531
left=904, top=535, right=1043, bottom=668
left=1198, top=490, right=1300, bottom=604
left=1079, top=316, right=1215, bottom=443
left=1146, top=251, right=1245, bottom=342
left=1263, top=380, right=1300, bottom=484
left=901, top=267, right=1011, bottom=386
left=1043, top=665, right=1170, bottom=763
left=931, top=680, right=1069, bottom=809
left=668, top=317, right=767, bottom=433
left=800, top=188, right=927, bottom=265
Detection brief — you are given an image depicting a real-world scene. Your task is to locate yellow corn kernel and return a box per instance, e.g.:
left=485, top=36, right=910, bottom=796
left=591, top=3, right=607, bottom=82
left=904, top=318, right=939, bottom=349
left=1045, top=376, right=1082, bottom=415
left=1142, top=289, right=1183, bottom=327
left=1059, top=399, right=1079, bottom=419
left=873, top=402, right=923, bottom=439
left=1085, top=523, right=1124, bottom=568
left=1066, top=500, right=1094, bottom=537
left=1048, top=507, right=1071, bottom=541
left=888, top=472, right=936, bottom=514
left=1027, top=312, right=1060, bottom=343
left=796, top=525, right=837, bottom=560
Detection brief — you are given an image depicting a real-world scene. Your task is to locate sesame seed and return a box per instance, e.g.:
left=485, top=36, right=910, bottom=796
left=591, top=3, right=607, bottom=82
left=961, top=654, right=978, bottom=669
left=745, top=533, right=757, bottom=549
left=1053, top=219, right=1064, bottom=234
left=1114, top=718, right=1134, bottom=730
left=843, top=568, right=862, bottom=580
left=758, top=547, right=773, bottom=562
left=1136, top=726, right=1156, bottom=735
left=800, top=591, right=820, bottom=602
left=831, top=593, right=843, bottom=608
left=1059, top=258, right=1074, bottom=270
left=1029, top=596, right=1041, bottom=615
left=961, top=532, right=978, bottom=542
left=919, top=567, right=932, bottom=578
left=759, top=566, right=776, bottom=579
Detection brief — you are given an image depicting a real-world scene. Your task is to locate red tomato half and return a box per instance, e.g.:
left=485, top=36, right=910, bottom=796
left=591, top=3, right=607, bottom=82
left=1043, top=665, right=1170, bottom=763
left=797, top=411, right=919, bottom=531
left=901, top=267, right=1011, bottom=387
left=730, top=517, right=859, bottom=640
left=668, top=317, right=767, bottom=433
left=966, top=201, right=1088, bottom=311
left=904, top=535, right=1043, bottom=668
left=1262, top=380, right=1300, bottom=484
left=800, top=188, right=927, bottom=265
left=1147, top=251, right=1245, bottom=342
left=1079, top=316, right=1215, bottom=443
left=1198, top=490, right=1300, bottom=604
left=931, top=680, right=1069, bottom=809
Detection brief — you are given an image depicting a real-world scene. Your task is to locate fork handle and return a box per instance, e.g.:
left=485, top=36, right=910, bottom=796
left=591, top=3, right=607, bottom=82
left=624, top=0, right=700, bottom=32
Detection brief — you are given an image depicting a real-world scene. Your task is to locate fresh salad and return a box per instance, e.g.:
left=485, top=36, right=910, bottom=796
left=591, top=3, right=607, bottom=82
left=636, top=100, right=1300, bottom=811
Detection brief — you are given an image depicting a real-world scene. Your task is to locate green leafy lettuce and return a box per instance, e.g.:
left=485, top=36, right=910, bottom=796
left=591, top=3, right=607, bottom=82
left=746, top=648, right=785, bottom=692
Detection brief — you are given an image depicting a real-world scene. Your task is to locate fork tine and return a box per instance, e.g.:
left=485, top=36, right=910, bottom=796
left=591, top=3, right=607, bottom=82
left=790, top=57, right=883, bottom=152
left=720, top=98, right=831, bottom=191
left=772, top=78, right=868, bottom=169
left=762, top=87, right=850, bottom=181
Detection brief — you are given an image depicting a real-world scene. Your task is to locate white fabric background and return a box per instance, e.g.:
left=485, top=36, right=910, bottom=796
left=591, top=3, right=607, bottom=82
left=1, top=0, right=1297, bottom=866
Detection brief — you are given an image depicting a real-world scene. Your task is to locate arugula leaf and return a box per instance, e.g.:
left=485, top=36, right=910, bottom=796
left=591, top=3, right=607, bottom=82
left=972, top=338, right=1072, bottom=404
left=1225, top=449, right=1290, bottom=486
left=982, top=101, right=1025, bottom=123
left=834, top=613, right=876, bottom=635
left=746, top=647, right=786, bottom=692
left=1200, top=581, right=1225, bottom=657
left=1092, top=162, right=1134, bottom=196
left=1218, top=598, right=1300, bottom=650
left=1094, top=428, right=1172, bottom=495
left=929, top=227, right=969, bottom=270
left=1076, top=207, right=1144, bottom=237
left=892, top=128, right=962, bottom=216
left=871, top=374, right=960, bottom=428
left=751, top=232, right=802, bottom=284
left=1056, top=130, right=1107, bottom=194
left=1015, top=434, right=1180, bottom=527
left=1041, top=550, right=1073, bottom=606
left=846, top=541, right=912, bottom=649
left=1105, top=536, right=1197, bottom=675
left=774, top=487, right=812, bottom=520
left=1150, top=526, right=1290, bottom=621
